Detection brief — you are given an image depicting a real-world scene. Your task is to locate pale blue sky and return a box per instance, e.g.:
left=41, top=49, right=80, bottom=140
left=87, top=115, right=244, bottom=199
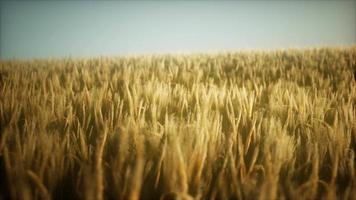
left=0, top=1, right=355, bottom=60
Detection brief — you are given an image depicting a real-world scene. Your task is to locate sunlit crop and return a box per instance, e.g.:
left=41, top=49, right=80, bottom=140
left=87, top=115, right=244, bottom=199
left=0, top=47, right=355, bottom=199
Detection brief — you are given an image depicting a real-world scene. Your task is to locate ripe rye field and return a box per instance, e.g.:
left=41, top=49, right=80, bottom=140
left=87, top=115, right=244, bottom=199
left=0, top=47, right=356, bottom=200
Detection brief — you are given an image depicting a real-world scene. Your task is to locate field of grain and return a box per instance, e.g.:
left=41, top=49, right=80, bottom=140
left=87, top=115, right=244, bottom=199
left=0, top=47, right=356, bottom=200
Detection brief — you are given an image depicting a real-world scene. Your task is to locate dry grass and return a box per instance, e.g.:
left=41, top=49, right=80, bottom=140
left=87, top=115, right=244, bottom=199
left=0, top=47, right=356, bottom=200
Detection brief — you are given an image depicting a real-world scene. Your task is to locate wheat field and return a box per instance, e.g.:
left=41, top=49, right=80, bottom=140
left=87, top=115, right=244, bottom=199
left=0, top=47, right=356, bottom=200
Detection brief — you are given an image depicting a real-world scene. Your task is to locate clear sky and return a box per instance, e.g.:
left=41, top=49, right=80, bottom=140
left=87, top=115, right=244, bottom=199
left=0, top=1, right=355, bottom=60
